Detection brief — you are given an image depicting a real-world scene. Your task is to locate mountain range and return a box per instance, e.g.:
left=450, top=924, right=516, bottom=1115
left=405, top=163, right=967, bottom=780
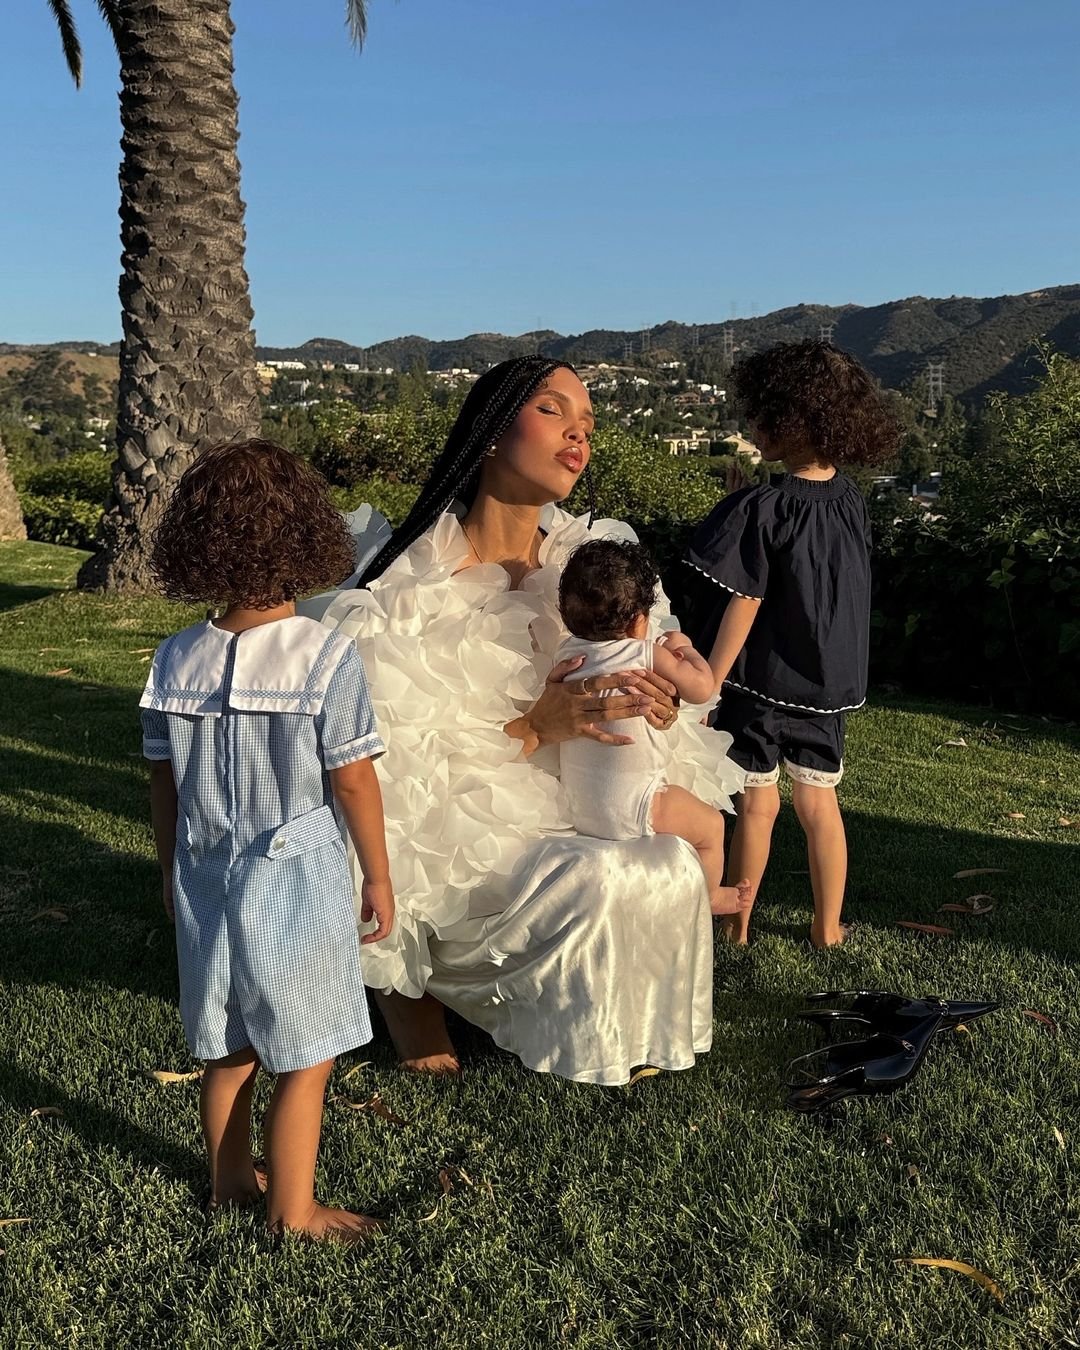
left=256, top=284, right=1080, bottom=404
left=7, top=283, right=1079, bottom=405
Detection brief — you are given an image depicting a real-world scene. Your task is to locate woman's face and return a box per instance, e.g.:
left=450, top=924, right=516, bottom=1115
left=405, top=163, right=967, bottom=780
left=482, top=367, right=594, bottom=505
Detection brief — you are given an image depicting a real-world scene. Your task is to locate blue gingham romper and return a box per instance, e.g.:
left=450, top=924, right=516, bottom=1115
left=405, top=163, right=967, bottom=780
left=139, top=616, right=383, bottom=1073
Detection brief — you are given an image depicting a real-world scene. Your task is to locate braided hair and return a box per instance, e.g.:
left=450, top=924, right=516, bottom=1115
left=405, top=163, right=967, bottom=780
left=359, top=355, right=598, bottom=584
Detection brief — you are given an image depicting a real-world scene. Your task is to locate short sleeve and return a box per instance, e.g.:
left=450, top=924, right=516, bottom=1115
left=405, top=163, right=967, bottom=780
left=140, top=707, right=171, bottom=761
left=686, top=487, right=771, bottom=600
left=317, top=644, right=385, bottom=770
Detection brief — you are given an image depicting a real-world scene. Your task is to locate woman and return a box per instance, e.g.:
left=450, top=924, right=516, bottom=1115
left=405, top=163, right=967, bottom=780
left=303, top=357, right=742, bottom=1084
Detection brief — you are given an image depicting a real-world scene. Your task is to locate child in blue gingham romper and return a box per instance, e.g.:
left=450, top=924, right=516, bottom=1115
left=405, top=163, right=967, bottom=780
left=141, top=439, right=394, bottom=1242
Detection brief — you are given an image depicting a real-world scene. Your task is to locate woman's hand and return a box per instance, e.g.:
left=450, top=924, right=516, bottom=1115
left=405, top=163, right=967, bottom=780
left=725, top=460, right=751, bottom=495
left=507, top=655, right=653, bottom=752
left=629, top=666, right=681, bottom=733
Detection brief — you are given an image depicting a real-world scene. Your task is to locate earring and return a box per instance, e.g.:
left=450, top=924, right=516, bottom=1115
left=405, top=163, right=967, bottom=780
left=484, top=443, right=497, bottom=458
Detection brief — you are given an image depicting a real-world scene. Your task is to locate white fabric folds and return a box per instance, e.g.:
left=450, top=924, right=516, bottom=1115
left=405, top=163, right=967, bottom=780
left=301, top=504, right=742, bottom=1084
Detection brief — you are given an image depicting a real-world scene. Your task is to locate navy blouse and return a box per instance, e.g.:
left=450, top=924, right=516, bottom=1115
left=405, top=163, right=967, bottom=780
left=680, top=473, right=872, bottom=714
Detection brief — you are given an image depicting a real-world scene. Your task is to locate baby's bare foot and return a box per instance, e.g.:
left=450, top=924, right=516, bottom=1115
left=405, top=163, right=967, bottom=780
left=711, top=879, right=752, bottom=917
left=272, top=1202, right=383, bottom=1244
left=810, top=921, right=850, bottom=949
left=400, top=1053, right=461, bottom=1076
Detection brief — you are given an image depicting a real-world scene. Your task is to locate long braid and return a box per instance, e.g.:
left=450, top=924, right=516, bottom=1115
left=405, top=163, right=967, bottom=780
left=582, top=464, right=598, bottom=527
left=360, top=356, right=575, bottom=584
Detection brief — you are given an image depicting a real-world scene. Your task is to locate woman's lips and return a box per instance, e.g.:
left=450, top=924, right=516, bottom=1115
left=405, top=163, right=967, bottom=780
left=556, top=450, right=583, bottom=472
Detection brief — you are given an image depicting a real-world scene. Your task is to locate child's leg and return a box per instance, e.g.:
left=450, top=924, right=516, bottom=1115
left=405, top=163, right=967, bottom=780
left=651, top=786, right=750, bottom=916
left=263, top=1057, right=380, bottom=1241
left=722, top=782, right=782, bottom=943
left=200, top=1046, right=265, bottom=1209
left=790, top=779, right=847, bottom=948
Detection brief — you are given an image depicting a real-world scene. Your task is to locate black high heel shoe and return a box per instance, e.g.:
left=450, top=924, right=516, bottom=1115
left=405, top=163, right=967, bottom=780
left=786, top=1009, right=945, bottom=1113
left=799, top=990, right=998, bottom=1038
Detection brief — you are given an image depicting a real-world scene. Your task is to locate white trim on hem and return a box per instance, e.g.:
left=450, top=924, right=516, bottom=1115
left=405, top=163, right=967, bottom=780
left=722, top=679, right=866, bottom=716
left=683, top=559, right=762, bottom=602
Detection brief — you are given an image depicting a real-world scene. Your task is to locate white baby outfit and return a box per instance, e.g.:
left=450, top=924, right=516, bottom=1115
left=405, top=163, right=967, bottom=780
left=556, top=635, right=673, bottom=840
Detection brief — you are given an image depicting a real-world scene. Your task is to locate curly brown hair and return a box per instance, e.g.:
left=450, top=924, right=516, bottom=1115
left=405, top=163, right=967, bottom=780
left=559, top=538, right=660, bottom=641
left=150, top=440, right=355, bottom=608
left=732, top=340, right=901, bottom=467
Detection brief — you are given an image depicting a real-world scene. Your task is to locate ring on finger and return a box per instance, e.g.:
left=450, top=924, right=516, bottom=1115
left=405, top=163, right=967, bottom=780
left=582, top=676, right=592, bottom=695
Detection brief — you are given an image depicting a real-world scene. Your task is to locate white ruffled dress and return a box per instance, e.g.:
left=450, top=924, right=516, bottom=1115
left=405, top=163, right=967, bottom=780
left=301, top=504, right=744, bottom=1085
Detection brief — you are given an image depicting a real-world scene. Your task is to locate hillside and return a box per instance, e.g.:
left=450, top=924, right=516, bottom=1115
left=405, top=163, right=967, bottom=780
left=7, top=284, right=1079, bottom=404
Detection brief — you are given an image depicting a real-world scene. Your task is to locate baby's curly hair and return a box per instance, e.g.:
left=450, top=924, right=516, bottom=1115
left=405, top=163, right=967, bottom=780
left=732, top=340, right=901, bottom=467
left=559, top=538, right=660, bottom=641
left=151, top=439, right=355, bottom=608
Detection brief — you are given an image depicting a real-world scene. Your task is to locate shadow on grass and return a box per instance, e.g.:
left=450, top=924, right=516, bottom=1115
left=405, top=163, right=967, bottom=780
left=0, top=1061, right=204, bottom=1190
left=0, top=581, right=72, bottom=613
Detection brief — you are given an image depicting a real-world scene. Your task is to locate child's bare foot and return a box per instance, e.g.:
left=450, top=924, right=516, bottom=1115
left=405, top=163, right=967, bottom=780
left=271, top=1202, right=383, bottom=1244
left=711, top=878, right=752, bottom=918
left=207, top=1160, right=268, bottom=1214
left=810, top=921, right=850, bottom=949
left=400, top=1052, right=461, bottom=1075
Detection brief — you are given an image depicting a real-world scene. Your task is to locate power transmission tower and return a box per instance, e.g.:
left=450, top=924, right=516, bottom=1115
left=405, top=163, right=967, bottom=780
left=819, top=323, right=835, bottom=344
left=925, top=362, right=945, bottom=414
left=640, top=327, right=651, bottom=354
left=623, top=340, right=634, bottom=363
left=690, top=324, right=700, bottom=349
left=721, top=327, right=735, bottom=367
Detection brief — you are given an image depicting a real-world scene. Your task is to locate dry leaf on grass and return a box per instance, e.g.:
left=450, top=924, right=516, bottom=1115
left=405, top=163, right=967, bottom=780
left=940, top=895, right=994, bottom=916
left=128, top=648, right=155, bottom=655
left=340, top=1062, right=374, bottom=1082
left=0, top=1219, right=31, bottom=1229
left=30, top=1107, right=64, bottom=1119
left=336, top=1091, right=409, bottom=1126
left=953, top=1024, right=971, bottom=1038
left=1057, top=818, right=1078, bottom=829
left=31, top=908, right=69, bottom=923
left=1022, top=1009, right=1059, bottom=1035
left=45, top=668, right=73, bottom=677
left=627, top=1067, right=661, bottom=1088
left=38, top=647, right=61, bottom=654
left=140, top=1068, right=203, bottom=1084
left=1053, top=1127, right=1066, bottom=1151
left=896, top=922, right=954, bottom=936
left=953, top=868, right=1006, bottom=879
left=937, top=738, right=968, bottom=749
left=898, top=1257, right=1004, bottom=1304
left=905, top=1163, right=921, bottom=1183
left=145, top=929, right=160, bottom=949
left=1005, top=812, right=1026, bottom=821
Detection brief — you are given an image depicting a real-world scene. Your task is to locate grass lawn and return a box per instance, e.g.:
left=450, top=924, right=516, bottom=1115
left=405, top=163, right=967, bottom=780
left=1, top=538, right=1078, bottom=1349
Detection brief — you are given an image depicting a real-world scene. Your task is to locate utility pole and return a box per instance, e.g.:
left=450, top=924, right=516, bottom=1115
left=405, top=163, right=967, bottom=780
left=925, top=361, right=945, bottom=414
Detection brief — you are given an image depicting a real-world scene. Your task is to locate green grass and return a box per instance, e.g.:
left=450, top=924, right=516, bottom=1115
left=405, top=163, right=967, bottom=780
left=1, top=539, right=1078, bottom=1349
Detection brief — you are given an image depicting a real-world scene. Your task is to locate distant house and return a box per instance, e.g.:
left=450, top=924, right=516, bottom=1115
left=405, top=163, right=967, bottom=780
left=718, top=434, right=762, bottom=463
left=663, top=431, right=711, bottom=456
left=265, top=359, right=308, bottom=371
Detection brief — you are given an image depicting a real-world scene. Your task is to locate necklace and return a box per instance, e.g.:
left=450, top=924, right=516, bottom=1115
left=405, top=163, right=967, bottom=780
left=460, top=521, right=542, bottom=586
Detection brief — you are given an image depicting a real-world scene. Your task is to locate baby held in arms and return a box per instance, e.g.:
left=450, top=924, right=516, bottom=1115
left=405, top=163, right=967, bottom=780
left=555, top=539, right=750, bottom=916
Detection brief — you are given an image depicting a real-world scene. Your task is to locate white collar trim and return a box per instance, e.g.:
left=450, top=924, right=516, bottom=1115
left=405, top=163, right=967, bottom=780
left=139, top=616, right=352, bottom=717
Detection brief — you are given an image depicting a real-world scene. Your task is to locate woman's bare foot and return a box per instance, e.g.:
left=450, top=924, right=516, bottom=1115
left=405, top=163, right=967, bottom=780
left=810, top=921, right=850, bottom=949
left=270, top=1202, right=382, bottom=1244
left=375, top=989, right=461, bottom=1074
left=207, top=1160, right=268, bottom=1214
left=711, top=878, right=752, bottom=918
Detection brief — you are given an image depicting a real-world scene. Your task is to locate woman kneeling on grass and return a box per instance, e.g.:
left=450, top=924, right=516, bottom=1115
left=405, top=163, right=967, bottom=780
left=141, top=441, right=393, bottom=1242
left=682, top=341, right=901, bottom=948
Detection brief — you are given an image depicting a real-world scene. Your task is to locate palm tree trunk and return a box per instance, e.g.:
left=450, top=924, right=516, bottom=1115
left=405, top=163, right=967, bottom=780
left=0, top=433, right=27, bottom=541
left=78, top=0, right=260, bottom=591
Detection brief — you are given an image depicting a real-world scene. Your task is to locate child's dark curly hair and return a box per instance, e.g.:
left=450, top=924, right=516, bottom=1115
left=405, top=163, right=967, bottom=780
left=559, top=538, right=660, bottom=641
left=732, top=340, right=901, bottom=467
left=151, top=439, right=355, bottom=608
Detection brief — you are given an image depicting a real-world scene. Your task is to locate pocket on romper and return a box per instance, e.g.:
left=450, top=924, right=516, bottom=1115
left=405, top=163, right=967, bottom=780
left=263, top=805, right=345, bottom=862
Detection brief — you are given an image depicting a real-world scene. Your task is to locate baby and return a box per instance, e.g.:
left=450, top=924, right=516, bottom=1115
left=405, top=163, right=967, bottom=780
left=556, top=538, right=750, bottom=916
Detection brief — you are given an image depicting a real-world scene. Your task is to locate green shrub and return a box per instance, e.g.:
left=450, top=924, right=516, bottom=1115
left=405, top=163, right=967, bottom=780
left=330, top=479, right=421, bottom=527
left=312, top=399, right=456, bottom=488
left=21, top=451, right=112, bottom=502
left=870, top=350, right=1080, bottom=715
left=20, top=492, right=104, bottom=549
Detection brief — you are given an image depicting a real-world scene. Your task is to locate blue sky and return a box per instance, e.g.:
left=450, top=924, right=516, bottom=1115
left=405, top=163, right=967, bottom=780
left=3, top=0, right=1078, bottom=345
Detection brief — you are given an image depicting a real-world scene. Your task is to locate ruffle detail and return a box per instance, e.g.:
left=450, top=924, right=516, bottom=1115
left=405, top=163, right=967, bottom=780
left=316, top=504, right=743, bottom=997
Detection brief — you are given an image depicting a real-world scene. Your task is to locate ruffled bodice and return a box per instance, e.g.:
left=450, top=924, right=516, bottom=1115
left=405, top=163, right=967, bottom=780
left=303, top=505, right=741, bottom=999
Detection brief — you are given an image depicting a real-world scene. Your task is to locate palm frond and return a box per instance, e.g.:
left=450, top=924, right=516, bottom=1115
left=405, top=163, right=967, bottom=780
left=46, top=0, right=83, bottom=86
left=94, top=0, right=123, bottom=52
left=345, top=0, right=368, bottom=51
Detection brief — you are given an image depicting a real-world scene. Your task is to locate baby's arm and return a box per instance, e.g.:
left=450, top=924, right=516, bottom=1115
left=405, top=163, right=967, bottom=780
left=652, top=632, right=719, bottom=704
left=330, top=758, right=395, bottom=944
left=148, top=760, right=178, bottom=920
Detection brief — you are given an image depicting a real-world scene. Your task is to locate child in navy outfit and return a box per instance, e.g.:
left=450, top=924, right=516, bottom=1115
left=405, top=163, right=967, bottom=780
left=682, top=342, right=900, bottom=948
left=141, top=440, right=393, bottom=1242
